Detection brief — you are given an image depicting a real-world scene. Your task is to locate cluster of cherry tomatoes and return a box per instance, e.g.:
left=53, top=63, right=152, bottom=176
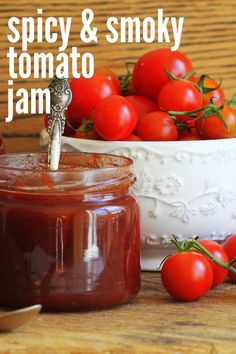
left=45, top=48, right=236, bottom=141
left=161, top=235, right=236, bottom=301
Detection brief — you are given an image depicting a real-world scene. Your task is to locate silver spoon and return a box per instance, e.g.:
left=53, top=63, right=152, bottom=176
left=47, top=76, right=72, bottom=171
left=0, top=304, right=42, bottom=332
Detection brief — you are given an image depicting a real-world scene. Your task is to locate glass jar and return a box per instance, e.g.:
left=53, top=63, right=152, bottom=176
left=0, top=152, right=140, bottom=311
left=0, top=135, right=5, bottom=155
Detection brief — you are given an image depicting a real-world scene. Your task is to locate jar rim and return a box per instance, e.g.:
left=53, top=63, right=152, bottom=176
left=0, top=152, right=134, bottom=194
left=0, top=152, right=133, bottom=172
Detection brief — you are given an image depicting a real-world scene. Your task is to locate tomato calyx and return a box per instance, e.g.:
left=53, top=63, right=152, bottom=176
left=77, top=118, right=93, bottom=133
left=170, top=236, right=194, bottom=253
left=170, top=235, right=236, bottom=273
left=182, top=71, right=197, bottom=80
left=168, top=99, right=229, bottom=131
left=197, top=74, right=222, bottom=95
left=120, top=62, right=135, bottom=93
left=198, top=99, right=229, bottom=131
left=164, top=67, right=196, bottom=82
left=169, top=116, right=195, bottom=132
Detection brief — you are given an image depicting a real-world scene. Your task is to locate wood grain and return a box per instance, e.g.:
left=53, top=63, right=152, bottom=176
left=0, top=0, right=236, bottom=152
left=1, top=272, right=236, bottom=354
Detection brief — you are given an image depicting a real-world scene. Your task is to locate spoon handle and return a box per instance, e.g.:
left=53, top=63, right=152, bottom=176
left=47, top=76, right=72, bottom=171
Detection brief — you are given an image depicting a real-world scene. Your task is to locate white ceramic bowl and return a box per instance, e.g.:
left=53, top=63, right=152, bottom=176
left=41, top=130, right=236, bottom=269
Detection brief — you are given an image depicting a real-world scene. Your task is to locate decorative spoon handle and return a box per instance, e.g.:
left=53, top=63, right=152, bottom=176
left=47, top=76, right=72, bottom=171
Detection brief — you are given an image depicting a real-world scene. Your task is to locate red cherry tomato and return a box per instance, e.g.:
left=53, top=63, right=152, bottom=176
left=66, top=75, right=118, bottom=129
left=74, top=128, right=101, bottom=141
left=95, top=67, right=121, bottom=94
left=161, top=252, right=213, bottom=301
left=178, top=127, right=201, bottom=140
left=195, top=104, right=236, bottom=139
left=223, top=235, right=236, bottom=281
left=179, top=135, right=201, bottom=141
left=92, top=95, right=138, bottom=141
left=158, top=80, right=203, bottom=125
left=198, top=240, right=229, bottom=287
left=126, top=95, right=159, bottom=123
left=122, top=134, right=142, bottom=141
left=132, top=48, right=194, bottom=100
left=190, top=75, right=225, bottom=106
left=0, top=135, right=4, bottom=155
left=136, top=111, right=178, bottom=141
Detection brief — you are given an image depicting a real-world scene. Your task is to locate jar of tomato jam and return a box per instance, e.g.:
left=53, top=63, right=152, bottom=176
left=0, top=152, right=140, bottom=310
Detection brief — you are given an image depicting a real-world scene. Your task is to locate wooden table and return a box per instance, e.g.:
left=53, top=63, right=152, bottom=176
left=0, top=272, right=236, bottom=354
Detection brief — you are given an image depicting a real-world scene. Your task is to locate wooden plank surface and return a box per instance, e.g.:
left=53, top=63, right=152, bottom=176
left=1, top=272, right=236, bottom=354
left=1, top=0, right=236, bottom=152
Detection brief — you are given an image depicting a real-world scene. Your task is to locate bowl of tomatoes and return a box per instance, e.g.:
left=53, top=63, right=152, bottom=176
left=42, top=48, right=236, bottom=270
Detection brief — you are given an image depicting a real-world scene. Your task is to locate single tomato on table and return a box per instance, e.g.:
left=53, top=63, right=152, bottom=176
left=92, top=95, right=138, bottom=141
left=136, top=111, right=178, bottom=141
left=66, top=74, right=118, bottom=129
left=132, top=48, right=194, bottom=100
left=161, top=252, right=213, bottom=301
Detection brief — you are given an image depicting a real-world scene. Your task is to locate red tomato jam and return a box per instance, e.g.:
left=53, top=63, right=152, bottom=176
left=0, top=152, right=140, bottom=311
left=0, top=135, right=5, bottom=155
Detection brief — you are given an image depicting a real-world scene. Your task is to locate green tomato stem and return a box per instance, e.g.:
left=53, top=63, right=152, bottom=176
left=191, top=240, right=236, bottom=274
left=228, top=257, right=236, bottom=267
left=167, top=106, right=208, bottom=116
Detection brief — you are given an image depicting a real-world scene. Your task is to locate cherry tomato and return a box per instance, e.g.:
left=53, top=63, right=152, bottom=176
left=136, top=111, right=178, bottom=141
left=158, top=80, right=203, bottom=125
left=195, top=104, right=236, bottom=139
left=126, top=95, right=159, bottom=123
left=198, top=240, right=229, bottom=287
left=95, top=67, right=121, bottom=94
left=122, top=134, right=142, bottom=141
left=179, top=135, right=201, bottom=141
left=66, top=75, right=118, bottom=129
left=161, top=252, right=213, bottom=301
left=190, top=75, right=225, bottom=106
left=74, top=128, right=101, bottom=140
left=178, top=127, right=201, bottom=140
left=92, top=95, right=138, bottom=141
left=223, top=235, right=236, bottom=281
left=132, top=48, right=194, bottom=100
